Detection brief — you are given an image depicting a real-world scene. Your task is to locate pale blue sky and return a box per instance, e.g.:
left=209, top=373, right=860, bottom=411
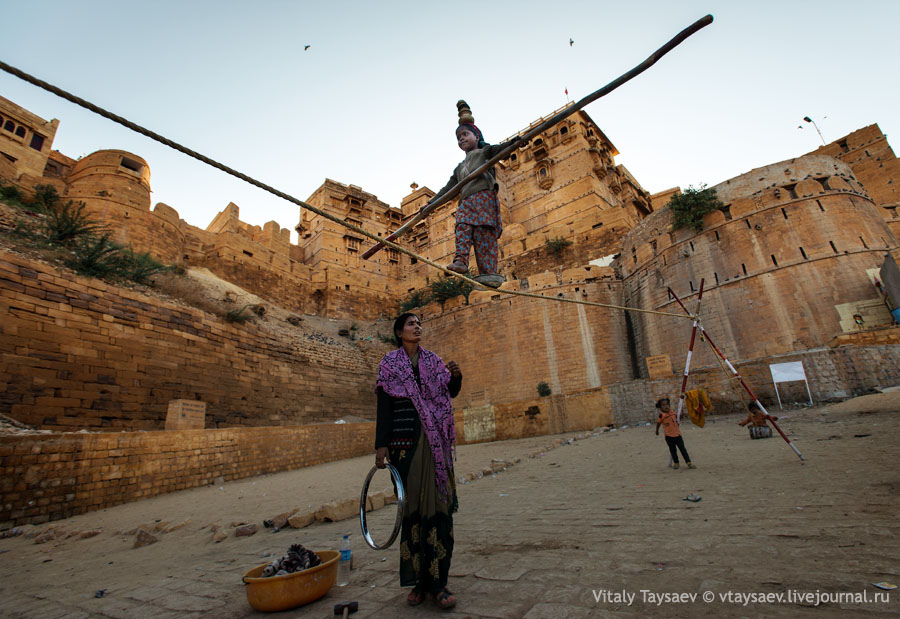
left=2, top=1, right=897, bottom=241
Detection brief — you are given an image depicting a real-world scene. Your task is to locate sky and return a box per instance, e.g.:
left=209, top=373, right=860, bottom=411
left=1, top=1, right=898, bottom=242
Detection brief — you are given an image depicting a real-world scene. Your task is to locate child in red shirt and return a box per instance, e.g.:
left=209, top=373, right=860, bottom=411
left=655, top=397, right=695, bottom=469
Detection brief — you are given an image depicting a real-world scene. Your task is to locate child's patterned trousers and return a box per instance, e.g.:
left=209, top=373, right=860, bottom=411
left=454, top=224, right=499, bottom=275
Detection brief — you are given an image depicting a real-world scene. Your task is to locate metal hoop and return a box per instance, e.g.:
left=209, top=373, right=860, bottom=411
left=360, top=464, right=406, bottom=550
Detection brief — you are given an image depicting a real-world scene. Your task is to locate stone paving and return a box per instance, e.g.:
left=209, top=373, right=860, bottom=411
left=1, top=405, right=900, bottom=618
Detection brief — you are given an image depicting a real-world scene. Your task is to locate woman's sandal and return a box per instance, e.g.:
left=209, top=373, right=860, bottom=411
left=406, top=588, right=425, bottom=606
left=432, top=588, right=457, bottom=610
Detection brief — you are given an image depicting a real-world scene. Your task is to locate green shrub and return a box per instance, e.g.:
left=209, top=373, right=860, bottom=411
left=537, top=382, right=552, bottom=397
left=669, top=184, right=726, bottom=231
left=64, top=234, right=122, bottom=278
left=545, top=237, right=572, bottom=256
left=32, top=184, right=60, bottom=210
left=429, top=273, right=474, bottom=310
left=116, top=249, right=171, bottom=284
left=400, top=289, right=431, bottom=312
left=0, top=183, right=24, bottom=204
left=41, top=200, right=108, bottom=245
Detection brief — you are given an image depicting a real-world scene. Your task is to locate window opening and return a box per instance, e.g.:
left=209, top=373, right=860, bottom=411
left=29, top=134, right=44, bottom=151
left=120, top=157, right=144, bottom=173
left=829, top=241, right=837, bottom=253
left=771, top=254, right=778, bottom=267
left=860, top=236, right=868, bottom=249
left=14, top=126, right=26, bottom=138
left=800, top=247, right=807, bottom=260
left=2, top=120, right=14, bottom=132
left=741, top=263, right=747, bottom=275
left=817, top=199, right=825, bottom=212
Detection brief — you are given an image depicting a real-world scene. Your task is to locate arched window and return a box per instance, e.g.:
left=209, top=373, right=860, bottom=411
left=560, top=126, right=568, bottom=135
left=15, top=126, right=26, bottom=138
left=534, top=138, right=543, bottom=146
left=510, top=153, right=517, bottom=162
left=539, top=168, right=547, bottom=177
left=3, top=120, right=14, bottom=132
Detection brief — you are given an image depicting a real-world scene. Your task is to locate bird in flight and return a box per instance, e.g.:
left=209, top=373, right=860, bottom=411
left=569, top=38, right=574, bottom=46
left=304, top=45, right=311, bottom=51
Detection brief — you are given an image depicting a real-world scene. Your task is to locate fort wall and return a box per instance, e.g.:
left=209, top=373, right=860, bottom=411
left=5, top=338, right=899, bottom=527
left=0, top=423, right=375, bottom=527
left=419, top=265, right=634, bottom=410
left=619, top=155, right=896, bottom=376
left=0, top=250, right=385, bottom=432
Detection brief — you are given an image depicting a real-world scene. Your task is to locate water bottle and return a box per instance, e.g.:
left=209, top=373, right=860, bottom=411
left=336, top=534, right=351, bottom=586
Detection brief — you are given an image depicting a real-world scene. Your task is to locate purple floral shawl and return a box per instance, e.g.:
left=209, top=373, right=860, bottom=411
left=376, top=347, right=456, bottom=499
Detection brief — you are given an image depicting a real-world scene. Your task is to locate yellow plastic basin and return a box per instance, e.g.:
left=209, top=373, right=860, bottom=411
left=243, top=549, right=339, bottom=612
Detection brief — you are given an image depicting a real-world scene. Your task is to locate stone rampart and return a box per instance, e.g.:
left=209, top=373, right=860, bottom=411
left=620, top=155, right=896, bottom=375
left=0, top=250, right=385, bottom=432
left=420, top=266, right=633, bottom=410
left=0, top=422, right=375, bottom=527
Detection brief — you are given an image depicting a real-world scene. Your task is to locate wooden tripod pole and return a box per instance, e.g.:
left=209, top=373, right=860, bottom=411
left=669, top=280, right=705, bottom=425
left=362, top=14, right=714, bottom=260
left=668, top=288, right=806, bottom=462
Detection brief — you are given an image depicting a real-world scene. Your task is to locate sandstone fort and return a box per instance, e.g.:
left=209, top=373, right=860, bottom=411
left=2, top=93, right=900, bottom=527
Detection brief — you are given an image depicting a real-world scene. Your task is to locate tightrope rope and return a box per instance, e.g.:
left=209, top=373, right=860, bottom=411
left=0, top=59, right=692, bottom=320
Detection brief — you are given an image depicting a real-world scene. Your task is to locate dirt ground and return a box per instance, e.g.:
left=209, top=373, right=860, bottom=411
left=1, top=395, right=899, bottom=618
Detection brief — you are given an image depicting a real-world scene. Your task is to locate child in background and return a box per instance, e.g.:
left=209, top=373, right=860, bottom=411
left=655, top=397, right=695, bottom=469
left=738, top=401, right=776, bottom=438
left=433, top=100, right=518, bottom=288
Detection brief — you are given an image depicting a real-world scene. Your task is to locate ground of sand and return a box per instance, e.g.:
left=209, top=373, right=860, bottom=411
left=1, top=395, right=899, bottom=618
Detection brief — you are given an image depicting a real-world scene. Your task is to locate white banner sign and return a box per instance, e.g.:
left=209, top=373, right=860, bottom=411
left=770, top=361, right=807, bottom=383
left=769, top=361, right=813, bottom=408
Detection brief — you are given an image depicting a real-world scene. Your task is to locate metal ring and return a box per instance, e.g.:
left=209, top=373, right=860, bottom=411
left=359, top=463, right=405, bottom=550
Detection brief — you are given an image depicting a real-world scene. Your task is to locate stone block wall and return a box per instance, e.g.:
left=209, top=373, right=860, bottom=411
left=0, top=422, right=375, bottom=527
left=619, top=154, right=897, bottom=375
left=606, top=343, right=900, bottom=427
left=420, top=271, right=633, bottom=411
left=0, top=250, right=387, bottom=432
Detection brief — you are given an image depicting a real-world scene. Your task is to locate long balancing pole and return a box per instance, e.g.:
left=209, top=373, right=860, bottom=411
left=362, top=14, right=714, bottom=260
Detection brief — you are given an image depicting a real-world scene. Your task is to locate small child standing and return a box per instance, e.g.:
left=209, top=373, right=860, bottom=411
left=432, top=100, right=517, bottom=288
left=655, top=397, right=695, bottom=469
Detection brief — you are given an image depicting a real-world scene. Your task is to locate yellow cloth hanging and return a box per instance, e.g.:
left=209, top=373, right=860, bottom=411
left=684, top=389, right=711, bottom=427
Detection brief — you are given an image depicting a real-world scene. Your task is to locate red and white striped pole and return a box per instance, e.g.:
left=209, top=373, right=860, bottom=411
left=696, top=324, right=805, bottom=461
left=666, top=287, right=805, bottom=461
left=668, top=280, right=704, bottom=424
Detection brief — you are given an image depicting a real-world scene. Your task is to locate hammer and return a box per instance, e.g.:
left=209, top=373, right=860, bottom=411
left=333, top=601, right=358, bottom=619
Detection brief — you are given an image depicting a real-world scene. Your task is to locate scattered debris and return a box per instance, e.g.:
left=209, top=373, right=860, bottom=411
left=94, top=589, right=106, bottom=598
left=872, top=582, right=897, bottom=590
left=133, top=529, right=158, bottom=549
left=683, top=494, right=702, bottom=503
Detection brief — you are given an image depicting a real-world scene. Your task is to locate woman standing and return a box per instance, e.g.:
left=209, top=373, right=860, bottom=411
left=375, top=313, right=462, bottom=609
